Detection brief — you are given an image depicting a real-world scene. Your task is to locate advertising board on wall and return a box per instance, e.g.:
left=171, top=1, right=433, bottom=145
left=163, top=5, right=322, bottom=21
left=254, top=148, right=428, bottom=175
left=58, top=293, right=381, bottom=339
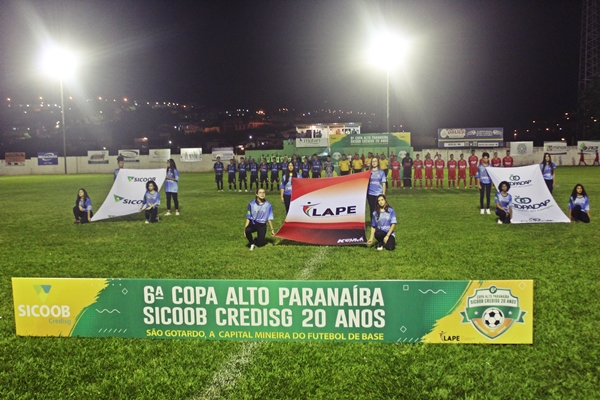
left=36, top=152, right=59, bottom=165
left=118, top=149, right=140, bottom=163
left=5, top=152, right=26, bottom=166
left=543, top=141, right=567, bottom=155
left=437, top=128, right=504, bottom=148
left=87, top=150, right=109, bottom=164
left=211, top=147, right=234, bottom=161
left=149, top=149, right=171, bottom=163
left=509, top=141, right=534, bottom=156
left=577, top=140, right=600, bottom=153
left=180, top=148, right=202, bottom=162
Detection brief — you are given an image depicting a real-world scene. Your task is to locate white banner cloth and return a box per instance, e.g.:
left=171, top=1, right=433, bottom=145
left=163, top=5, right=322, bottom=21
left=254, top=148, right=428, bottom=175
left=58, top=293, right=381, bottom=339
left=92, top=169, right=166, bottom=221
left=486, top=164, right=569, bottom=224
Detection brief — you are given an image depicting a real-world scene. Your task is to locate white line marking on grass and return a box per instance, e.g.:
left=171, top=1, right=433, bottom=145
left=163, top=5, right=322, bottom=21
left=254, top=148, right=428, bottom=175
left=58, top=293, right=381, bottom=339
left=196, top=246, right=331, bottom=399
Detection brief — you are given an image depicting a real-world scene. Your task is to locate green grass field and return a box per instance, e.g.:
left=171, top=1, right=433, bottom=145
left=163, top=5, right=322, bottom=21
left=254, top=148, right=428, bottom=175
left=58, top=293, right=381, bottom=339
left=1, top=167, right=599, bottom=399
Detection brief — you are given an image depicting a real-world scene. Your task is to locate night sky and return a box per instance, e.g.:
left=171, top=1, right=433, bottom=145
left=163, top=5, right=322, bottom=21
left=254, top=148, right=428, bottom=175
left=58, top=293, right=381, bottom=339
left=0, top=0, right=582, bottom=136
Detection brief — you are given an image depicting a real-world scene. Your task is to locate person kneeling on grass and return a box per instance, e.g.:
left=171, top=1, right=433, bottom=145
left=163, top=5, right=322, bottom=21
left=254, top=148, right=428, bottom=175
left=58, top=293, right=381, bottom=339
left=569, top=183, right=591, bottom=223
left=73, top=188, right=93, bottom=224
left=367, top=194, right=396, bottom=251
left=139, top=180, right=160, bottom=223
left=494, top=181, right=513, bottom=224
left=244, top=188, right=275, bottom=250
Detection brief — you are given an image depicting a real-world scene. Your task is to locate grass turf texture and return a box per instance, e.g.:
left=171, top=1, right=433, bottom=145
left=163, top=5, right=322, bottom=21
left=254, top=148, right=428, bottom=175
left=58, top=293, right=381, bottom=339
left=0, top=167, right=598, bottom=399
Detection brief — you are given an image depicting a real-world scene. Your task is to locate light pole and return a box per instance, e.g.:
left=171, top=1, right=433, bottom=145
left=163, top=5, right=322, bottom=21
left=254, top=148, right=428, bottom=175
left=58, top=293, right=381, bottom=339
left=369, top=32, right=410, bottom=155
left=42, top=46, right=77, bottom=174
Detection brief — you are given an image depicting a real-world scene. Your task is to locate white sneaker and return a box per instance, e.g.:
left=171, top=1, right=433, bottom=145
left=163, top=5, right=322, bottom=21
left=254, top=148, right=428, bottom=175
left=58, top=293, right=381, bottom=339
left=175, top=211, right=180, bottom=216
left=245, top=189, right=248, bottom=192
left=480, top=209, right=485, bottom=215
left=250, top=244, right=255, bottom=251
left=145, top=220, right=149, bottom=224
left=486, top=209, right=491, bottom=214
left=165, top=211, right=171, bottom=216
left=377, top=245, right=383, bottom=251
left=497, top=220, right=503, bottom=224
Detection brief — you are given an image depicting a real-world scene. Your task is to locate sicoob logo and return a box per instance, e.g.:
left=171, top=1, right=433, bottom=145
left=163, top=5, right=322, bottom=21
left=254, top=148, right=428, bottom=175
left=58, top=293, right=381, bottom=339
left=128, top=176, right=156, bottom=183
left=114, top=194, right=143, bottom=205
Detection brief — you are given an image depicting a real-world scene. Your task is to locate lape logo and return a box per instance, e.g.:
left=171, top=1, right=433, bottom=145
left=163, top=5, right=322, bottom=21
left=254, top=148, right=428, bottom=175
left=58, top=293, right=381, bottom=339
left=114, top=194, right=143, bottom=205
left=127, top=176, right=156, bottom=183
left=303, top=202, right=357, bottom=217
left=439, top=331, right=460, bottom=342
left=33, top=284, right=51, bottom=302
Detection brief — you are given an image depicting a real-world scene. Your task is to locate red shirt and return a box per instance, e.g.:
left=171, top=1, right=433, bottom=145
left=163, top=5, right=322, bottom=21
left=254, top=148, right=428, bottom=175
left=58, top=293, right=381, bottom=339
left=424, top=159, right=434, bottom=171
left=435, top=159, right=445, bottom=170
left=413, top=159, right=423, bottom=171
left=502, top=156, right=513, bottom=167
left=491, top=157, right=502, bottom=167
left=391, top=161, right=400, bottom=172
left=447, top=159, right=457, bottom=170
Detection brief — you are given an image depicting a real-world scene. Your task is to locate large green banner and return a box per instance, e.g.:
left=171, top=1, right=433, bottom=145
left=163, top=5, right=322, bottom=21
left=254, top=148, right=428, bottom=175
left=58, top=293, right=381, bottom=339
left=12, top=278, right=533, bottom=344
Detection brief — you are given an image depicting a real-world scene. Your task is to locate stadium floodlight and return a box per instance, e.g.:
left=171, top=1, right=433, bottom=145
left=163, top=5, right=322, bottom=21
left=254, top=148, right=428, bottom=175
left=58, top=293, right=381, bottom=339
left=41, top=45, right=78, bottom=174
left=368, top=32, right=410, bottom=147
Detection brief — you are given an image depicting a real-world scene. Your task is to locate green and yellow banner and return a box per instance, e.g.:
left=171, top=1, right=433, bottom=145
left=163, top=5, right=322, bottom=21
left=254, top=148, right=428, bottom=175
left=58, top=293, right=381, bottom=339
left=12, top=278, right=533, bottom=344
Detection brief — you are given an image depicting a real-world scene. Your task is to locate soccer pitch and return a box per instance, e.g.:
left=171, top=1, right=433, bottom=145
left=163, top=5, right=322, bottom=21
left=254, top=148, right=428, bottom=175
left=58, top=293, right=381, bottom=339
left=1, top=167, right=598, bottom=399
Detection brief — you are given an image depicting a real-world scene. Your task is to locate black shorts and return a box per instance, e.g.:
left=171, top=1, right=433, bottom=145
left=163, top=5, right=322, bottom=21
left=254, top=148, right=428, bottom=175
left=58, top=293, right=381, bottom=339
left=239, top=172, right=247, bottom=181
left=228, top=174, right=236, bottom=183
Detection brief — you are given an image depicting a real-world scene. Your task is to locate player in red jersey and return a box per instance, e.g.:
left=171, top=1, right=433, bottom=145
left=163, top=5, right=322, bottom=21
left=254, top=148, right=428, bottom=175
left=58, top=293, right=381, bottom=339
left=502, top=150, right=513, bottom=168
left=390, top=155, right=401, bottom=188
left=435, top=155, right=445, bottom=188
left=457, top=153, right=468, bottom=189
left=413, top=154, right=423, bottom=188
left=594, top=150, right=600, bottom=166
left=424, top=153, right=434, bottom=189
left=447, top=153, right=457, bottom=188
left=468, top=149, right=479, bottom=188
left=491, top=151, right=502, bottom=167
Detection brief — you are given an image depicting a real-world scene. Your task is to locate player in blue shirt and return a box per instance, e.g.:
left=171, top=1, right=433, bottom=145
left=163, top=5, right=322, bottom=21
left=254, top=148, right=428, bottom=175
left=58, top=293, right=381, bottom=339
left=227, top=159, right=237, bottom=192
left=280, top=162, right=302, bottom=214
left=164, top=158, right=180, bottom=216
left=367, top=157, right=387, bottom=224
left=311, top=154, right=322, bottom=178
left=301, top=156, right=311, bottom=178
left=139, top=180, right=160, bottom=223
left=244, top=188, right=275, bottom=250
left=214, top=156, right=224, bottom=192
left=494, top=181, right=513, bottom=224
left=73, top=188, right=93, bottom=224
left=568, top=183, right=590, bottom=223
left=476, top=152, right=492, bottom=214
left=292, top=155, right=301, bottom=171
left=367, top=194, right=396, bottom=251
left=249, top=158, right=259, bottom=192
left=238, top=156, right=248, bottom=192
left=259, top=158, right=269, bottom=189
left=540, top=152, right=557, bottom=194
left=269, top=157, right=280, bottom=191
left=114, top=155, right=124, bottom=181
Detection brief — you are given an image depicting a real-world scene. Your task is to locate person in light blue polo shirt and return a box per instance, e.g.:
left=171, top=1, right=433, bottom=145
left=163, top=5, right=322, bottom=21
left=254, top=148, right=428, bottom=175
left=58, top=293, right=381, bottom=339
left=476, top=152, right=492, bottom=214
left=568, top=183, right=590, bottom=223
left=367, top=194, right=396, bottom=251
left=244, top=188, right=275, bottom=250
left=73, top=188, right=93, bottom=224
left=164, top=159, right=179, bottom=216
left=367, top=156, right=387, bottom=224
left=540, top=152, right=557, bottom=194
left=280, top=161, right=302, bottom=214
left=494, top=181, right=513, bottom=224
left=139, top=180, right=160, bottom=223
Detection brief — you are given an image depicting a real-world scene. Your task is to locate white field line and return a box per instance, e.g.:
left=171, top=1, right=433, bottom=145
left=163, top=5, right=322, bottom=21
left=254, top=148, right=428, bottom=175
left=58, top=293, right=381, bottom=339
left=196, top=246, right=331, bottom=400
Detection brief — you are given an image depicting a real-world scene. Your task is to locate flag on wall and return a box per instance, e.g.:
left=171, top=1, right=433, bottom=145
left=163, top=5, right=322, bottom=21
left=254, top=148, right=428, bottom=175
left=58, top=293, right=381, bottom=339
left=275, top=172, right=370, bottom=245
left=485, top=165, right=569, bottom=223
left=92, top=169, right=166, bottom=222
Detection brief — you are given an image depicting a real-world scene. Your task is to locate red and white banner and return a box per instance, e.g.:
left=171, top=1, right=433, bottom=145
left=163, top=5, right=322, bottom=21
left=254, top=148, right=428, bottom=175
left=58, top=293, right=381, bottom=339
left=275, top=172, right=370, bottom=245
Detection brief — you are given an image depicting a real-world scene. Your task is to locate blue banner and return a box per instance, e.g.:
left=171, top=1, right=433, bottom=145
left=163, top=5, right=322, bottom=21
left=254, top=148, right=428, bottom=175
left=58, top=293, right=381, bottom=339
left=37, top=152, right=58, bottom=166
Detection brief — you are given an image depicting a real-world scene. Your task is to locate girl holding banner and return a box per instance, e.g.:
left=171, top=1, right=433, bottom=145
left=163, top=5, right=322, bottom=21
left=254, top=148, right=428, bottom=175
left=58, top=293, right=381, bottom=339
left=73, top=188, right=93, bottom=224
left=139, top=180, right=160, bottom=223
left=164, top=159, right=179, bottom=216
left=367, top=195, right=396, bottom=251
left=244, top=188, right=275, bottom=250
left=568, top=184, right=591, bottom=223
left=494, top=181, right=513, bottom=224
left=367, top=157, right=387, bottom=224
left=280, top=162, right=301, bottom=214
left=540, top=153, right=556, bottom=194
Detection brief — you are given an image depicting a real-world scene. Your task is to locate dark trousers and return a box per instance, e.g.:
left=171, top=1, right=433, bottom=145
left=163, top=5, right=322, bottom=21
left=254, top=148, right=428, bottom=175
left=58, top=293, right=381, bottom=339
left=283, top=194, right=291, bottom=214
left=166, top=192, right=179, bottom=210
left=215, top=175, right=223, bottom=190
left=245, top=222, right=267, bottom=246
left=545, top=179, right=554, bottom=194
left=479, top=183, right=491, bottom=209
left=374, top=229, right=396, bottom=250
left=367, top=194, right=379, bottom=223
left=73, top=206, right=93, bottom=223
left=312, top=171, right=321, bottom=178
left=403, top=168, right=412, bottom=187
left=571, top=205, right=590, bottom=223
left=340, top=170, right=350, bottom=176
left=145, top=207, right=158, bottom=223
left=495, top=208, right=511, bottom=223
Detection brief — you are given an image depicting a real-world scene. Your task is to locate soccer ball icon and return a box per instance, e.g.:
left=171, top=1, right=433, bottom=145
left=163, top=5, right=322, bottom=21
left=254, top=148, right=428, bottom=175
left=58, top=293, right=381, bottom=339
left=482, top=308, right=504, bottom=329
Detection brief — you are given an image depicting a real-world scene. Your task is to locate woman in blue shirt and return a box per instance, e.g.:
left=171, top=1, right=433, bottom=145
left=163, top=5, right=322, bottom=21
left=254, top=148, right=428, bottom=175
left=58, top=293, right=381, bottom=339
left=244, top=188, right=275, bottom=250
left=568, top=184, right=590, bottom=223
left=476, top=152, right=492, bottom=214
left=367, top=194, right=396, bottom=251
left=139, top=180, right=160, bottom=223
left=367, top=156, right=387, bottom=224
left=73, top=188, right=93, bottom=224
left=164, top=159, right=180, bottom=216
left=494, top=181, right=513, bottom=224
left=540, top=152, right=556, bottom=194
left=280, top=162, right=301, bottom=214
